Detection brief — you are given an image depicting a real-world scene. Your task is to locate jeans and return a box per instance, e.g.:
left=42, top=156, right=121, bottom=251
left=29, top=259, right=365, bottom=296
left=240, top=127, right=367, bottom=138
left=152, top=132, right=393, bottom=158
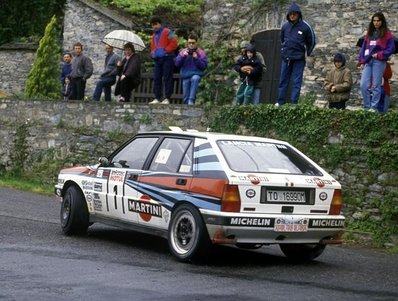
left=252, top=88, right=261, bottom=105
left=360, top=59, right=386, bottom=110
left=236, top=83, right=254, bottom=105
left=153, top=56, right=175, bottom=99
left=277, top=59, right=305, bottom=105
left=182, top=75, right=201, bottom=105
left=93, top=77, right=116, bottom=101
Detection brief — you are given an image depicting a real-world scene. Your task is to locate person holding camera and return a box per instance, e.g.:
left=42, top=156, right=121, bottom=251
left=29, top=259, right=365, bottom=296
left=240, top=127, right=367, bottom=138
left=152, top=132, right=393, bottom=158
left=175, top=33, right=208, bottom=105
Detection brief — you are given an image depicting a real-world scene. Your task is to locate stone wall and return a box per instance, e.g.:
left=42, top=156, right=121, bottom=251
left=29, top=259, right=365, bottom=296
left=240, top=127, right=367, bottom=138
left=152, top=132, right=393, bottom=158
left=0, top=45, right=36, bottom=95
left=0, top=99, right=206, bottom=169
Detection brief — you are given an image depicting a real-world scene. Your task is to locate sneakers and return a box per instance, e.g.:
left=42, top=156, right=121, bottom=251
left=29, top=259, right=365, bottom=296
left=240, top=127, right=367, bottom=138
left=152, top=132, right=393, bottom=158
left=149, top=99, right=160, bottom=104
left=149, top=98, right=170, bottom=104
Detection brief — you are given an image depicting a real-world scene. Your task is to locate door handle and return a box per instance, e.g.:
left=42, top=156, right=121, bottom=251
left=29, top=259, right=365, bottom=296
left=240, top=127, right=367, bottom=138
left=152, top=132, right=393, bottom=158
left=176, top=178, right=187, bottom=185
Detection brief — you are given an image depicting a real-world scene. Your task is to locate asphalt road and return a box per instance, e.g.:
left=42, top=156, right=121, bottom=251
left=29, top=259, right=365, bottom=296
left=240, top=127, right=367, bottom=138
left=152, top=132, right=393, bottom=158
left=0, top=187, right=397, bottom=301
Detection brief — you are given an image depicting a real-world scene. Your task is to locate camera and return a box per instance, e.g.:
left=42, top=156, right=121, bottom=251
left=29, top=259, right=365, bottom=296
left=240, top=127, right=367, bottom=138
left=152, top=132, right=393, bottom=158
left=188, top=48, right=196, bottom=55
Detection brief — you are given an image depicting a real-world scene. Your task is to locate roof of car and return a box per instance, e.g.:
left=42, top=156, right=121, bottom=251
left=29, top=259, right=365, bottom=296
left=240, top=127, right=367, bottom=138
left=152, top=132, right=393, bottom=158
left=137, top=127, right=288, bottom=145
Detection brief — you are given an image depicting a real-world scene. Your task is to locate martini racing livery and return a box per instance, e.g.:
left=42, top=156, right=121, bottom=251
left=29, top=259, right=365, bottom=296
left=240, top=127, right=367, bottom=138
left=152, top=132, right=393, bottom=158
left=55, top=128, right=344, bottom=262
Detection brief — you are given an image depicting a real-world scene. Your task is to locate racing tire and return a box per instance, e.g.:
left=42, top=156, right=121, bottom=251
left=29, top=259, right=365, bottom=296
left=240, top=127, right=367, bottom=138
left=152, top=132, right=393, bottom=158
left=279, top=243, right=326, bottom=261
left=60, top=185, right=89, bottom=236
left=168, top=204, right=211, bottom=262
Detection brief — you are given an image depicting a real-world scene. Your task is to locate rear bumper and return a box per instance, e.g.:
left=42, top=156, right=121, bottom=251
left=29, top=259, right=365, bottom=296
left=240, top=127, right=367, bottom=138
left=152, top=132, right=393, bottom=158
left=200, top=209, right=345, bottom=245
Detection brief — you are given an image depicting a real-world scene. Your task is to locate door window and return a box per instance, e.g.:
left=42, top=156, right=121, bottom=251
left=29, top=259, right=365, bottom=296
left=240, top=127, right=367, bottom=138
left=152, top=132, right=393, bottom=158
left=111, top=137, right=158, bottom=169
left=149, top=138, right=192, bottom=173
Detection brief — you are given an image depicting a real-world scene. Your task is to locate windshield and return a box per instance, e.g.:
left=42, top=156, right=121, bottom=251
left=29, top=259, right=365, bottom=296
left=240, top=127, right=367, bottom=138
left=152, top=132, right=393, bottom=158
left=217, top=140, right=322, bottom=176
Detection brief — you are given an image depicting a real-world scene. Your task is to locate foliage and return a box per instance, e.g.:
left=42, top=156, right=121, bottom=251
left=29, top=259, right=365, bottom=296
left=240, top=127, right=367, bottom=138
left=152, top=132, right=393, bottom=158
left=96, top=0, right=204, bottom=32
left=344, top=193, right=398, bottom=247
left=197, top=42, right=237, bottom=105
left=25, top=16, right=62, bottom=99
left=0, top=0, right=66, bottom=45
left=9, top=122, right=30, bottom=177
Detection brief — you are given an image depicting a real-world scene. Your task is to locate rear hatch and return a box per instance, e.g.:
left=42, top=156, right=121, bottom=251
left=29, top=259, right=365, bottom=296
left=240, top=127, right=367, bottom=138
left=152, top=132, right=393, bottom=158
left=214, top=139, right=341, bottom=216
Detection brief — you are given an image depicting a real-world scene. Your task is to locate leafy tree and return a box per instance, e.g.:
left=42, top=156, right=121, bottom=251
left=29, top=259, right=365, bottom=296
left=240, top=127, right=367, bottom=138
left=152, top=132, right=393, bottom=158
left=0, top=0, right=66, bottom=45
left=25, top=16, right=61, bottom=99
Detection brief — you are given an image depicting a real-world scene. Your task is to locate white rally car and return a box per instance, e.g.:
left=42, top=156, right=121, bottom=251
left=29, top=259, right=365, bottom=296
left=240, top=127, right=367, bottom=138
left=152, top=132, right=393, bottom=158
left=55, top=128, right=344, bottom=262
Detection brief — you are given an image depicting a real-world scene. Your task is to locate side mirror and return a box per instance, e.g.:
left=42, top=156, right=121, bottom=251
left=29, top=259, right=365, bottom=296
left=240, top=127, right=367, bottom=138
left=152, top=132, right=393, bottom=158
left=98, top=156, right=109, bottom=166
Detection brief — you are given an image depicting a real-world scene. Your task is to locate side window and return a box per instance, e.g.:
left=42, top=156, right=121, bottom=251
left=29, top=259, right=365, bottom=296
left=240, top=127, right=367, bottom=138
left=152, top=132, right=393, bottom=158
left=111, top=137, right=158, bottom=169
left=149, top=138, right=192, bottom=173
left=179, top=143, right=193, bottom=174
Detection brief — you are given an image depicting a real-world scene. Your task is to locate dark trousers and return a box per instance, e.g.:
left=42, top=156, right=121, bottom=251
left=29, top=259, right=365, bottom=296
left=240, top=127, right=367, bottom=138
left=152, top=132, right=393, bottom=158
left=277, top=59, right=306, bottom=104
left=153, top=56, right=174, bottom=99
left=93, top=77, right=116, bottom=101
left=329, top=101, right=346, bottom=110
left=70, top=77, right=86, bottom=100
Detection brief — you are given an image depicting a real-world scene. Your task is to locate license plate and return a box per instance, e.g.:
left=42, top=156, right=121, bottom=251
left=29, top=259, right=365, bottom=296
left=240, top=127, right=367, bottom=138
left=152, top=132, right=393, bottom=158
left=274, top=217, right=309, bottom=232
left=267, top=190, right=306, bottom=203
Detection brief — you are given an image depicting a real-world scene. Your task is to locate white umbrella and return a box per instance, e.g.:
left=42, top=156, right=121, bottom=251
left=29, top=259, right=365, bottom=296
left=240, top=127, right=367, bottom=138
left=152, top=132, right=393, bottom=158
left=102, top=30, right=146, bottom=51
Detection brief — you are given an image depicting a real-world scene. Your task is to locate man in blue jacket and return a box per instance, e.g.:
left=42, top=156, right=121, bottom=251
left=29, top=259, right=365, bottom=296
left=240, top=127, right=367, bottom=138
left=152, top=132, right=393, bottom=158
left=276, top=2, right=316, bottom=106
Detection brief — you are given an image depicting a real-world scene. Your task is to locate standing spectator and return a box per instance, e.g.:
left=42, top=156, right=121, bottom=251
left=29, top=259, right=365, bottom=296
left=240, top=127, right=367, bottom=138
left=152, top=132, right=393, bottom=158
left=234, top=44, right=262, bottom=105
left=69, top=42, right=93, bottom=100
left=175, top=34, right=208, bottom=105
left=93, top=44, right=120, bottom=102
left=250, top=39, right=266, bottom=105
left=60, top=52, right=72, bottom=84
left=276, top=2, right=316, bottom=106
left=148, top=16, right=178, bottom=104
left=62, top=75, right=72, bottom=101
left=115, top=42, right=141, bottom=102
left=324, top=53, right=353, bottom=110
left=358, top=12, right=395, bottom=111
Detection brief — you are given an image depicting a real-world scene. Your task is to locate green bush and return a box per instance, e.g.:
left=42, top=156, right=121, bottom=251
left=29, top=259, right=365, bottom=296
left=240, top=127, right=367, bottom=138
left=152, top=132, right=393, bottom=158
left=25, top=16, right=61, bottom=99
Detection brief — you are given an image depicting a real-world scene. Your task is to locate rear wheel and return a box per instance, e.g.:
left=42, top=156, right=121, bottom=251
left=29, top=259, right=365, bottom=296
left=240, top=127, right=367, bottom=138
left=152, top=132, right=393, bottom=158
left=279, top=243, right=326, bottom=261
left=168, top=204, right=211, bottom=262
left=60, top=185, right=89, bottom=235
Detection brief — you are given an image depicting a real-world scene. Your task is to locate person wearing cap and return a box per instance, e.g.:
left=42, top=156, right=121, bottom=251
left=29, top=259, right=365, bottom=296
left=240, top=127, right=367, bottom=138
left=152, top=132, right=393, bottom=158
left=276, top=2, right=316, bottom=106
left=324, top=53, right=353, bottom=109
left=234, top=44, right=262, bottom=105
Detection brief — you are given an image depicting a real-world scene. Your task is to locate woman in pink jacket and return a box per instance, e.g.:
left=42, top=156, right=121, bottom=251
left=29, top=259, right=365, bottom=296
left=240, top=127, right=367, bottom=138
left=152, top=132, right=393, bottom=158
left=358, top=12, right=395, bottom=111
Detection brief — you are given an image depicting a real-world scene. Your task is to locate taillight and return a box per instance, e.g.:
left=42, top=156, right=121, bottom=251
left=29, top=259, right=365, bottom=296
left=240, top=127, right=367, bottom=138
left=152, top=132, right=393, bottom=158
left=221, top=184, right=241, bottom=212
left=329, top=189, right=343, bottom=215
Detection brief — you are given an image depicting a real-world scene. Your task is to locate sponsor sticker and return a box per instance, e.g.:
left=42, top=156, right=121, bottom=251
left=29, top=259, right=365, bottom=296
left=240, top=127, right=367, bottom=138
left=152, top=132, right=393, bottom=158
left=310, top=219, right=344, bottom=228
left=246, top=189, right=256, bottom=198
left=128, top=196, right=162, bottom=222
left=229, top=217, right=272, bottom=227
left=109, top=170, right=125, bottom=182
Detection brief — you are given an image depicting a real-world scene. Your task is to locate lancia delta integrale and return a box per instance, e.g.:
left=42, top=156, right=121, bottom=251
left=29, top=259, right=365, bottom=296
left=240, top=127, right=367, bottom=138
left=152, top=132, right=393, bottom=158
left=55, top=128, right=344, bottom=262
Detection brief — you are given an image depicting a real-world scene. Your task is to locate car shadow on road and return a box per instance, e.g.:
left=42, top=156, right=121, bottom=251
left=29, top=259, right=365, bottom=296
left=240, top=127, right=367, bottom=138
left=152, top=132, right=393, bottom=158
left=76, top=224, right=330, bottom=268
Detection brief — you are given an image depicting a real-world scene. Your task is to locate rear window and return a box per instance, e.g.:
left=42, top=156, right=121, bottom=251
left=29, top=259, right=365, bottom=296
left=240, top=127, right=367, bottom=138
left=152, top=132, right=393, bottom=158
left=217, top=140, right=322, bottom=176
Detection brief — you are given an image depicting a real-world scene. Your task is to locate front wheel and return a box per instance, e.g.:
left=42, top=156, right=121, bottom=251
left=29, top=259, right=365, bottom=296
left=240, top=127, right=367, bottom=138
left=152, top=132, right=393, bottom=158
left=168, top=204, right=211, bottom=262
left=279, top=243, right=326, bottom=261
left=60, top=185, right=89, bottom=235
